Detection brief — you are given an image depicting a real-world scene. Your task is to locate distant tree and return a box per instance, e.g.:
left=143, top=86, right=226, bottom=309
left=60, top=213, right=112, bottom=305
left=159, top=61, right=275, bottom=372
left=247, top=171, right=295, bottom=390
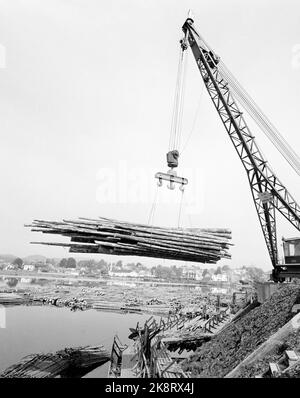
left=246, top=266, right=265, bottom=282
left=100, top=266, right=108, bottom=276
left=202, top=269, right=209, bottom=277
left=6, top=277, right=18, bottom=287
left=66, top=257, right=76, bottom=268
left=177, top=267, right=183, bottom=279
left=59, top=258, right=68, bottom=268
left=215, top=266, right=222, bottom=275
left=46, top=258, right=57, bottom=266
left=151, top=265, right=183, bottom=281
left=12, top=257, right=23, bottom=268
left=77, top=259, right=96, bottom=270
left=222, top=265, right=231, bottom=272
left=96, top=259, right=108, bottom=274
left=153, top=265, right=169, bottom=279
left=202, top=273, right=212, bottom=282
left=171, top=265, right=183, bottom=280
left=78, top=260, right=87, bottom=268
left=98, top=259, right=107, bottom=268
left=115, top=260, right=123, bottom=269
left=126, top=262, right=136, bottom=270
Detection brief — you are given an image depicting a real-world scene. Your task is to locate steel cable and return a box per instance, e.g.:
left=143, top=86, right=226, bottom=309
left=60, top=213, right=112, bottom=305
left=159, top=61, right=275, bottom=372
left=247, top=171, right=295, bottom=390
left=191, top=30, right=300, bottom=176
left=219, top=65, right=300, bottom=175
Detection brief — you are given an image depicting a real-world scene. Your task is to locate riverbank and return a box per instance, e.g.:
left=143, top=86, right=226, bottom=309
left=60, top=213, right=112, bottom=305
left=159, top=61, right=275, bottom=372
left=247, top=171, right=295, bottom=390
left=0, top=270, right=234, bottom=288
left=0, top=272, right=238, bottom=321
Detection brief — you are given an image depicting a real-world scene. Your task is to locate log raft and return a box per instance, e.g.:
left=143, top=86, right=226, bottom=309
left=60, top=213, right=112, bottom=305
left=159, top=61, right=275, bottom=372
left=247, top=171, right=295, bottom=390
left=0, top=345, right=110, bottom=378
left=26, top=217, right=232, bottom=264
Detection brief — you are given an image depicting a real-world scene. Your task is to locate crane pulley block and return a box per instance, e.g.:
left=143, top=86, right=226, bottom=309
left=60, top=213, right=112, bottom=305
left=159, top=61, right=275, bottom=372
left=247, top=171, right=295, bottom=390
left=155, top=170, right=188, bottom=191
left=155, top=150, right=188, bottom=190
left=167, top=150, right=180, bottom=169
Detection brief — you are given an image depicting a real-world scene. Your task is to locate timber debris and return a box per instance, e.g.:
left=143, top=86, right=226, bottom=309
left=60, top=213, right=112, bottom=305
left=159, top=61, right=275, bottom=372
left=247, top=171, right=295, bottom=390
left=182, top=284, right=300, bottom=377
left=0, top=345, right=110, bottom=378
left=226, top=311, right=300, bottom=378
left=111, top=317, right=189, bottom=378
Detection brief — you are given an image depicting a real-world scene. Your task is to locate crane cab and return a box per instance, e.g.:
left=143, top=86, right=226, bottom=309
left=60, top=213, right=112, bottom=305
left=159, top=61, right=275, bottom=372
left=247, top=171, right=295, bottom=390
left=282, top=237, right=300, bottom=265
left=272, top=238, right=300, bottom=282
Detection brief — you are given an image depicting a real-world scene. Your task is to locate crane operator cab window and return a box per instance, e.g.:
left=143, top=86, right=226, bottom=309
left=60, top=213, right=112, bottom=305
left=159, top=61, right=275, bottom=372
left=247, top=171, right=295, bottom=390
left=283, top=238, right=300, bottom=264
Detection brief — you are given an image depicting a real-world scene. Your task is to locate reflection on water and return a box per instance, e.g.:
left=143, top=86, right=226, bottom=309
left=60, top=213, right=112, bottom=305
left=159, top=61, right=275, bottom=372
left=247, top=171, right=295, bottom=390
left=0, top=277, right=53, bottom=289
left=107, top=280, right=137, bottom=288
left=5, top=278, right=19, bottom=288
left=20, top=278, right=33, bottom=284
left=0, top=276, right=232, bottom=294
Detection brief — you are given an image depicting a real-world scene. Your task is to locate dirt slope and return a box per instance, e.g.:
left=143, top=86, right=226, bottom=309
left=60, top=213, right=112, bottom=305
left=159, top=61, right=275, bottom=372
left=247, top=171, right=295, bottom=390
left=237, top=328, right=300, bottom=377
left=182, top=284, right=300, bottom=377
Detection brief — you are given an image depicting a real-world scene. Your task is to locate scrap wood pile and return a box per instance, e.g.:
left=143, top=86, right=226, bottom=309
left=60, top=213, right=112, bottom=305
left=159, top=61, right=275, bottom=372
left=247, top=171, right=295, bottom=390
left=166, top=335, right=212, bottom=353
left=228, top=325, right=300, bottom=378
left=182, top=284, right=300, bottom=378
left=26, top=217, right=232, bottom=264
left=0, top=345, right=110, bottom=378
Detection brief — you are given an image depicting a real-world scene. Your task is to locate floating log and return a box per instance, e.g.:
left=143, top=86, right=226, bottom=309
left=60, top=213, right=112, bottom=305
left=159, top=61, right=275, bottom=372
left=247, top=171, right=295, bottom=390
left=25, top=217, right=232, bottom=264
left=0, top=345, right=110, bottom=378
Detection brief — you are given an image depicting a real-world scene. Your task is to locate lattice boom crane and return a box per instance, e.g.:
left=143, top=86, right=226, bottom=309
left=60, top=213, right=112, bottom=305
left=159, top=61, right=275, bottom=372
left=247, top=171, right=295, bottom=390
left=181, top=16, right=300, bottom=282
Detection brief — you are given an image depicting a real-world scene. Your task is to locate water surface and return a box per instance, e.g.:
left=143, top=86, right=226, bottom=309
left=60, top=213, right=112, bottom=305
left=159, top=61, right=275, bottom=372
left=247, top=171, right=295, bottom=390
left=0, top=306, right=151, bottom=377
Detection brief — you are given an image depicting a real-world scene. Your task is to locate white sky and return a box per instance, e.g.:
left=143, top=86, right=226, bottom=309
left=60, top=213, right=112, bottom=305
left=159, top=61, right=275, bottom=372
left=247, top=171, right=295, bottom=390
left=0, top=0, right=300, bottom=270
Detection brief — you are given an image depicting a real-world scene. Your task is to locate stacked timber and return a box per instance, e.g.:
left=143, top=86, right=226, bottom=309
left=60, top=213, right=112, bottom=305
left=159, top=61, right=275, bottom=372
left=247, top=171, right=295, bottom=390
left=26, top=217, right=232, bottom=264
left=0, top=345, right=110, bottom=378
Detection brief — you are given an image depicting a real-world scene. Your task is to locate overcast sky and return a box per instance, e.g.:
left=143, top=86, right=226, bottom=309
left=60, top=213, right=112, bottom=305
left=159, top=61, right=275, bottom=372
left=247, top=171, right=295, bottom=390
left=0, top=0, right=300, bottom=270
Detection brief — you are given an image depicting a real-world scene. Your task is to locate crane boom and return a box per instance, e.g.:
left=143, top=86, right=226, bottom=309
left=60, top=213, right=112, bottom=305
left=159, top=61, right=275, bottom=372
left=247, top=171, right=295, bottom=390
left=182, top=17, right=300, bottom=281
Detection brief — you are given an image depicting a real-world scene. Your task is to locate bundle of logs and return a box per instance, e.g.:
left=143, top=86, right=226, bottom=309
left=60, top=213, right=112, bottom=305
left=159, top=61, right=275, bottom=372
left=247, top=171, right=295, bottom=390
left=26, top=217, right=232, bottom=264
left=0, top=345, right=110, bottom=378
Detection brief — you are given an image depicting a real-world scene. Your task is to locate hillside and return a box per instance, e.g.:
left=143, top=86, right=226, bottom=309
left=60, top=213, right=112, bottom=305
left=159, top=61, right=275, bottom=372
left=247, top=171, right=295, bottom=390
left=0, top=254, right=17, bottom=263
left=23, top=255, right=47, bottom=263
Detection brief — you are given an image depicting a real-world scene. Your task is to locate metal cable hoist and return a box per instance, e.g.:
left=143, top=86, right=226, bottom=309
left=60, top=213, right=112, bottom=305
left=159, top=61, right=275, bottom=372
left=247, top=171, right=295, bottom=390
left=155, top=28, right=190, bottom=192
left=156, top=12, right=300, bottom=282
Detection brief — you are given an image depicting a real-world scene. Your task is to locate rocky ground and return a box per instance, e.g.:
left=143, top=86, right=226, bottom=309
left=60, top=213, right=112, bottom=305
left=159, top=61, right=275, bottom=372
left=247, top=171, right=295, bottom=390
left=182, top=284, right=300, bottom=377
left=237, top=328, right=300, bottom=378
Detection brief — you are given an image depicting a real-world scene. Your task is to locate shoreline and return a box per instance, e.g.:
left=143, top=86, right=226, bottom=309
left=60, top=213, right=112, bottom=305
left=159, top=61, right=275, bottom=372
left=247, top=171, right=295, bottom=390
left=0, top=270, right=235, bottom=288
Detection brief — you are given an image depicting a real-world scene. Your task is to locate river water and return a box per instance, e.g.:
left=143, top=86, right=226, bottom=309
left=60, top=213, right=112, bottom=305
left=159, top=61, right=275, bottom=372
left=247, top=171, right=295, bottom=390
left=0, top=305, right=152, bottom=377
